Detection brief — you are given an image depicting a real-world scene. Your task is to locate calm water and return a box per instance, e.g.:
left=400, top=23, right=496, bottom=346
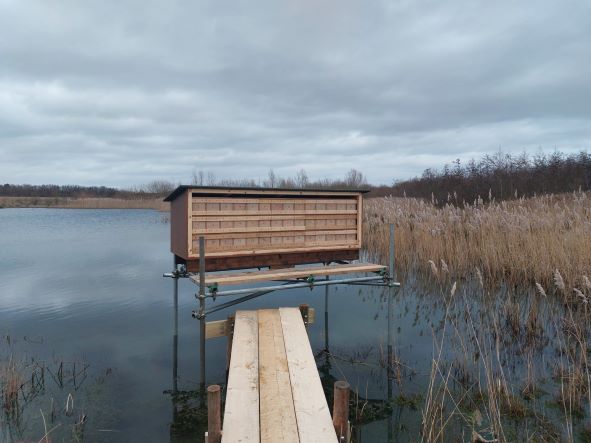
left=0, top=208, right=436, bottom=442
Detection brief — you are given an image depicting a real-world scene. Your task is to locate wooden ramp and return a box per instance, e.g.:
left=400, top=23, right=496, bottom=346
left=221, top=308, right=338, bottom=443
left=192, top=262, right=385, bottom=286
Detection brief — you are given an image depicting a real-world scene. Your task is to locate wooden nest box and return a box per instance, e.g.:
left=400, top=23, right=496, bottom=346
left=164, top=186, right=368, bottom=272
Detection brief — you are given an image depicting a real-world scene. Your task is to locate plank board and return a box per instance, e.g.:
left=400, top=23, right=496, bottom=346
left=191, top=262, right=385, bottom=286
left=279, top=308, right=338, bottom=443
left=221, top=311, right=260, bottom=443
left=258, top=310, right=299, bottom=443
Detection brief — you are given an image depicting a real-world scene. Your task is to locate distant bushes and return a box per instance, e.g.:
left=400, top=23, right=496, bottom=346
left=0, top=184, right=123, bottom=198
left=389, top=150, right=591, bottom=205
left=0, top=181, right=175, bottom=199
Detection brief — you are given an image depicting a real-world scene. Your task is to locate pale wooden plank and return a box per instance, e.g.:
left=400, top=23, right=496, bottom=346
left=280, top=308, right=338, bottom=443
left=192, top=214, right=358, bottom=222
left=191, top=210, right=358, bottom=216
left=205, top=319, right=228, bottom=339
left=191, top=263, right=385, bottom=286
left=258, top=310, right=300, bottom=443
left=221, top=311, right=259, bottom=443
left=192, top=197, right=358, bottom=205
left=193, top=226, right=307, bottom=235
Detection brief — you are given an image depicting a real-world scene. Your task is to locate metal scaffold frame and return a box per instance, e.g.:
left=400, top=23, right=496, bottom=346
left=164, top=223, right=400, bottom=390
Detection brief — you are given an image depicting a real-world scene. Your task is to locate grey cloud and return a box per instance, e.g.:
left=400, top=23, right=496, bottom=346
left=1, top=0, right=590, bottom=186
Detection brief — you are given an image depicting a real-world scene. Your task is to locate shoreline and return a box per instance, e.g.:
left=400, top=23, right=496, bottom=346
left=0, top=196, right=169, bottom=211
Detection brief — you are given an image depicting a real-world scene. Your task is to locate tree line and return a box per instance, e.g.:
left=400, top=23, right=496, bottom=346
left=388, top=150, right=591, bottom=205
left=1, top=169, right=368, bottom=199
left=5, top=152, right=590, bottom=204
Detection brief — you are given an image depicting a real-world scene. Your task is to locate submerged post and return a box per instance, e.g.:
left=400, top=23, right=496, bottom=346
left=199, top=236, right=206, bottom=391
left=207, top=384, right=222, bottom=443
left=333, top=380, right=350, bottom=441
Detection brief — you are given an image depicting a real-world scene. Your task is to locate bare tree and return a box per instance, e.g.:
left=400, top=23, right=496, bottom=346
left=265, top=169, right=277, bottom=188
left=206, top=171, right=217, bottom=186
left=192, top=169, right=204, bottom=186
left=295, top=169, right=309, bottom=188
left=344, top=169, right=367, bottom=188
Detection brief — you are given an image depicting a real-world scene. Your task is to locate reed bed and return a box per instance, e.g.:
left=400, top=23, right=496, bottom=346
left=364, top=192, right=591, bottom=289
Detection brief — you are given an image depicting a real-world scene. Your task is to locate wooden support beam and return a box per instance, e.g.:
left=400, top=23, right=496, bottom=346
left=192, top=262, right=386, bottom=286
left=206, top=310, right=315, bottom=340
left=207, top=385, right=222, bottom=443
left=333, top=381, right=350, bottom=442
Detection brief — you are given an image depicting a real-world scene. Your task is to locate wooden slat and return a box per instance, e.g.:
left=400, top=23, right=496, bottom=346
left=193, top=225, right=307, bottom=235
left=192, top=262, right=385, bottom=286
left=221, top=311, right=259, bottom=443
left=279, top=308, right=338, bottom=443
left=192, top=214, right=358, bottom=222
left=192, top=197, right=357, bottom=205
left=192, top=210, right=358, bottom=216
left=258, top=310, right=299, bottom=443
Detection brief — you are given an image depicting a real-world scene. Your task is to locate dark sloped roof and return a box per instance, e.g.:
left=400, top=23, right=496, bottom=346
left=163, top=185, right=370, bottom=201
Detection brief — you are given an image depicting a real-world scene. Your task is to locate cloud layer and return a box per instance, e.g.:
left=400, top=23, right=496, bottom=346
left=1, top=0, right=590, bottom=186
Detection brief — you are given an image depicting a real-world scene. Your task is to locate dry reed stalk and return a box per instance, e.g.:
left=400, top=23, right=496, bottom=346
left=363, top=192, right=591, bottom=289
left=1, top=356, right=23, bottom=417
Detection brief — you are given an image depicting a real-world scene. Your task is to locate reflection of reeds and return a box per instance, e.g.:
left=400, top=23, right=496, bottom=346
left=1, top=356, right=23, bottom=419
left=364, top=192, right=591, bottom=288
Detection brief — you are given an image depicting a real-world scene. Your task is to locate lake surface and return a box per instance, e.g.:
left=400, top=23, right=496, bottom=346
left=1, top=208, right=433, bottom=443
left=2, top=208, right=589, bottom=442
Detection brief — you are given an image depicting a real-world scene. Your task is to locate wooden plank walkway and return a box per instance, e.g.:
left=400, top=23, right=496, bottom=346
left=192, top=262, right=385, bottom=286
left=221, top=308, right=338, bottom=443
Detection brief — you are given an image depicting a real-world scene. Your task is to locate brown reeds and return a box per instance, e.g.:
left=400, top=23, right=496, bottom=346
left=364, top=191, right=591, bottom=288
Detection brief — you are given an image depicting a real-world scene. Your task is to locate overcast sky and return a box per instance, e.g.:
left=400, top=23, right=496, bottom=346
left=1, top=1, right=590, bottom=187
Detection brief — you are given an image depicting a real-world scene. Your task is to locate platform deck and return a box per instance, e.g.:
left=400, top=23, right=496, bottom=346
left=221, top=308, right=338, bottom=443
left=192, top=262, right=385, bottom=286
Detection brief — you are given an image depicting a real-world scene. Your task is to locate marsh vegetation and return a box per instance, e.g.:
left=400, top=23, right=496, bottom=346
left=358, top=192, right=591, bottom=442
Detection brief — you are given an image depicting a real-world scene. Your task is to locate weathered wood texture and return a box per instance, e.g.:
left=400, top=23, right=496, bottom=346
left=170, top=190, right=189, bottom=258
left=221, top=308, right=338, bottom=442
left=207, top=385, right=222, bottom=443
left=258, top=310, right=299, bottom=443
left=221, top=311, right=260, bottom=443
left=279, top=308, right=338, bottom=442
left=192, top=263, right=385, bottom=287
left=168, top=187, right=366, bottom=271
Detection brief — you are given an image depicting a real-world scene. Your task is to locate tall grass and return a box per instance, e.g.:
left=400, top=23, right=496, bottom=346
left=364, top=191, right=591, bottom=288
